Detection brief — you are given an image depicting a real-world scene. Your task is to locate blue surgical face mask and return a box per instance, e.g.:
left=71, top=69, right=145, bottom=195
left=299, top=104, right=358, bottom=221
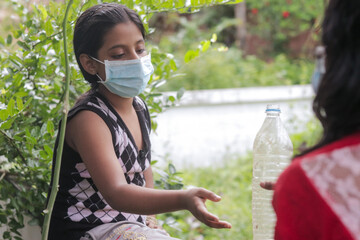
left=91, top=54, right=154, bottom=98
left=311, top=46, right=326, bottom=93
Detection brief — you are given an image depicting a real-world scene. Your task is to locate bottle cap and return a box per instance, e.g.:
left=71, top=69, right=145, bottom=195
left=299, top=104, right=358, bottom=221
left=265, top=104, right=281, bottom=113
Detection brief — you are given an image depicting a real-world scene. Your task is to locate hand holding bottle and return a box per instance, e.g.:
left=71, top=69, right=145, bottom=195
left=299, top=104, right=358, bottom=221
left=260, top=181, right=276, bottom=190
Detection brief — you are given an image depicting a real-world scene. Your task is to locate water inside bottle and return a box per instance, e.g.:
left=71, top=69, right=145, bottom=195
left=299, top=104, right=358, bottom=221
left=252, top=154, right=290, bottom=240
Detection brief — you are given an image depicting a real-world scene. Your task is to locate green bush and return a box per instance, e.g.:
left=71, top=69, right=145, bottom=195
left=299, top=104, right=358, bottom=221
left=161, top=47, right=314, bottom=91
left=247, top=0, right=324, bottom=52
left=290, top=116, right=323, bottom=155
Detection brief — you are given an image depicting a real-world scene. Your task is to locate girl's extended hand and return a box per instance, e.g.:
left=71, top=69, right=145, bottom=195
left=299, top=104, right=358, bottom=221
left=184, top=187, right=232, bottom=229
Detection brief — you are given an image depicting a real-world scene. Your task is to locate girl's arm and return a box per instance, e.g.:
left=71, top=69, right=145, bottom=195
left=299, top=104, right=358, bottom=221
left=144, top=166, right=154, bottom=188
left=144, top=167, right=160, bottom=229
left=66, top=110, right=231, bottom=229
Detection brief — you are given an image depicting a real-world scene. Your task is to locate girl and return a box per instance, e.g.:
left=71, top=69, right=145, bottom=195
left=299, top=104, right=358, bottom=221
left=271, top=0, right=360, bottom=239
left=48, top=3, right=231, bottom=239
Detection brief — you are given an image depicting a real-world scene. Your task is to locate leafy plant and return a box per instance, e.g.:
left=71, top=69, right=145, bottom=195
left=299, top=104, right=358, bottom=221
left=161, top=47, right=314, bottom=91
left=154, top=162, right=184, bottom=190
left=290, top=116, right=322, bottom=155
left=247, top=0, right=325, bottom=53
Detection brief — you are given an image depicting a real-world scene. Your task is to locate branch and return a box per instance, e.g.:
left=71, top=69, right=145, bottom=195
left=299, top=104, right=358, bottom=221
left=41, top=0, right=73, bottom=238
left=32, top=31, right=63, bottom=48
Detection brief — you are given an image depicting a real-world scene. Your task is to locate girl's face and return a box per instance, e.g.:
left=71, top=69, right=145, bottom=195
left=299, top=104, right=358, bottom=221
left=95, top=21, right=146, bottom=81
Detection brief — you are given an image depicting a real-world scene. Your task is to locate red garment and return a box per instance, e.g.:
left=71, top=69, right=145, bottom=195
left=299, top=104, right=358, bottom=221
left=273, top=132, right=360, bottom=240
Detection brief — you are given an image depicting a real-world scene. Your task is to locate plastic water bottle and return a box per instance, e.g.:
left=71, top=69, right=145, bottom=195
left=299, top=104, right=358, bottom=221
left=252, top=104, right=293, bottom=240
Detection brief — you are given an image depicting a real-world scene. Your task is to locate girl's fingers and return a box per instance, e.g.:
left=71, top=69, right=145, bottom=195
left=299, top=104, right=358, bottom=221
left=197, top=188, right=222, bottom=202
left=206, top=220, right=232, bottom=229
left=203, top=210, right=220, bottom=222
left=188, top=187, right=232, bottom=229
left=200, top=207, right=231, bottom=229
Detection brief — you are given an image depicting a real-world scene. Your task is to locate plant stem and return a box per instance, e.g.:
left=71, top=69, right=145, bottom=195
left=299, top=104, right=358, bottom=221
left=41, top=0, right=73, bottom=239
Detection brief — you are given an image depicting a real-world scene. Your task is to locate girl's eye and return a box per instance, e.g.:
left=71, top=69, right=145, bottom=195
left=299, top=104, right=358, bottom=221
left=137, top=49, right=145, bottom=54
left=112, top=54, right=125, bottom=59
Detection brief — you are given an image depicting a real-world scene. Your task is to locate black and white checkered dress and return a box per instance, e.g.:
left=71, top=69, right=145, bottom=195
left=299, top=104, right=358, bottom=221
left=48, top=91, right=152, bottom=238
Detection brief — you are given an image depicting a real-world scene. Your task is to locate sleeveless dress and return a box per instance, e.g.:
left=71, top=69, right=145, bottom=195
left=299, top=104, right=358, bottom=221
left=273, top=132, right=360, bottom=240
left=48, top=91, right=152, bottom=239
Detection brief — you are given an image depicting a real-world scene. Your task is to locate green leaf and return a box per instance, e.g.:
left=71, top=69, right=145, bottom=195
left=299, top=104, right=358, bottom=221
left=168, top=96, right=175, bottom=102
left=184, top=49, right=199, bottom=63
left=7, top=98, right=15, bottom=116
left=211, top=33, right=217, bottom=43
left=6, top=35, right=12, bottom=45
left=14, top=91, right=28, bottom=98
left=47, top=120, right=55, bottom=136
left=44, top=144, right=53, bottom=156
left=0, top=212, right=7, bottom=224
left=17, top=41, right=31, bottom=51
left=201, top=40, right=211, bottom=52
left=16, top=97, right=24, bottom=111
left=44, top=20, right=54, bottom=36
left=23, top=97, right=33, bottom=109
left=168, top=163, right=176, bottom=175
left=37, top=4, right=48, bottom=20
left=13, top=135, right=23, bottom=141
left=40, top=150, right=48, bottom=159
left=169, top=59, right=177, bottom=71
left=31, top=126, right=41, bottom=139
left=0, top=109, right=9, bottom=121
left=0, top=36, right=4, bottom=46
left=13, top=74, right=23, bottom=88
left=3, top=231, right=10, bottom=239
left=40, top=122, right=48, bottom=136
left=177, top=87, right=185, bottom=99
left=174, top=0, right=185, bottom=8
left=12, top=29, right=22, bottom=39
left=1, top=119, right=14, bottom=130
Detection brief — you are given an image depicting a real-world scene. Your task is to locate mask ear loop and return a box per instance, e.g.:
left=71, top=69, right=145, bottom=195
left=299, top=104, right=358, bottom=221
left=88, top=55, right=106, bottom=83
left=95, top=74, right=105, bottom=83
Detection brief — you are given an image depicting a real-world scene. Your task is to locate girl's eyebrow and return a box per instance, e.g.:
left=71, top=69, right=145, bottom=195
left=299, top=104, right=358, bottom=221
left=108, top=39, right=145, bottom=51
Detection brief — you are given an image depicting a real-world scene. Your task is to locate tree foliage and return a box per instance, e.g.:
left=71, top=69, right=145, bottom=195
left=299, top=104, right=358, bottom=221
left=0, top=0, right=242, bottom=239
left=246, top=0, right=325, bottom=52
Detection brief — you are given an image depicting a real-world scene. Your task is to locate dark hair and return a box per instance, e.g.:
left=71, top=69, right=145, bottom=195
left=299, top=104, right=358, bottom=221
left=73, top=3, right=145, bottom=89
left=301, top=0, right=360, bottom=155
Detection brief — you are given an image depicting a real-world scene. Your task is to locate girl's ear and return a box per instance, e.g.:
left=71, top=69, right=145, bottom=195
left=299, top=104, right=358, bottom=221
left=79, top=54, right=98, bottom=75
